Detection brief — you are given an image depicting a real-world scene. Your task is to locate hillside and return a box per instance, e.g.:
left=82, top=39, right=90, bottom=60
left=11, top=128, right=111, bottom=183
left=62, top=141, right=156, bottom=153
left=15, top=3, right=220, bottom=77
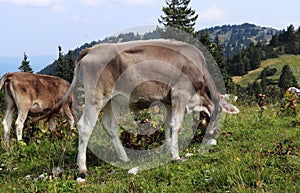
left=233, top=55, right=300, bottom=87
left=205, top=23, right=278, bottom=57
left=39, top=23, right=278, bottom=75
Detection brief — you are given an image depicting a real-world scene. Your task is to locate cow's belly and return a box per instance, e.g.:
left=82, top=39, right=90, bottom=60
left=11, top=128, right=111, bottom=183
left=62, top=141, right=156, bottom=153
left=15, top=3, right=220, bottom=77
left=128, top=82, right=171, bottom=110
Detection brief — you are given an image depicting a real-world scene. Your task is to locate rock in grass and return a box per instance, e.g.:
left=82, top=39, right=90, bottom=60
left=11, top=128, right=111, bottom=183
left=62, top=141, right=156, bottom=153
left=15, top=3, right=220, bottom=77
left=76, top=177, right=86, bottom=183
left=23, top=175, right=32, bottom=180
left=128, top=167, right=140, bottom=175
left=184, top=153, right=194, bottom=158
left=207, top=139, right=217, bottom=145
left=205, top=177, right=214, bottom=182
left=52, top=166, right=63, bottom=176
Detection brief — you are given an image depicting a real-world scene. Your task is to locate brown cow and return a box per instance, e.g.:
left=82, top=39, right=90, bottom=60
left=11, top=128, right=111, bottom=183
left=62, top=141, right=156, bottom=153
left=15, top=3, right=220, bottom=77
left=42, top=39, right=239, bottom=175
left=0, top=72, right=75, bottom=144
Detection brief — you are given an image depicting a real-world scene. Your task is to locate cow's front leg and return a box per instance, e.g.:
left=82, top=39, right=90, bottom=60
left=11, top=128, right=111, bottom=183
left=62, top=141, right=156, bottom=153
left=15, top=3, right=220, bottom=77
left=170, top=106, right=185, bottom=160
left=164, top=105, right=172, bottom=147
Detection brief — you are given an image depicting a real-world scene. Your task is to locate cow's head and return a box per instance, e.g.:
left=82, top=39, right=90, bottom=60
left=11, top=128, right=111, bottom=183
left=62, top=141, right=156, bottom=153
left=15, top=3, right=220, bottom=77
left=186, top=92, right=239, bottom=137
left=187, top=92, right=239, bottom=114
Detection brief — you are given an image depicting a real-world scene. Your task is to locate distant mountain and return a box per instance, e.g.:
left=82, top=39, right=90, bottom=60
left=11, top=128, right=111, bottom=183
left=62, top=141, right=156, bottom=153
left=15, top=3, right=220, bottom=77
left=204, top=23, right=278, bottom=57
left=39, top=23, right=279, bottom=75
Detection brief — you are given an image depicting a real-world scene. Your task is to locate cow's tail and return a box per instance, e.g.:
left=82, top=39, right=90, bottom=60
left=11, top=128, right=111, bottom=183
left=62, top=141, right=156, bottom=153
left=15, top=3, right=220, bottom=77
left=0, top=72, right=12, bottom=91
left=33, top=49, right=88, bottom=122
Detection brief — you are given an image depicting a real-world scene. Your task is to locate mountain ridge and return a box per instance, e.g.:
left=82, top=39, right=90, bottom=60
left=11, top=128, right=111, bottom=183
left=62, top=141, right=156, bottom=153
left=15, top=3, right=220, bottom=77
left=204, top=23, right=278, bottom=57
left=0, top=23, right=279, bottom=75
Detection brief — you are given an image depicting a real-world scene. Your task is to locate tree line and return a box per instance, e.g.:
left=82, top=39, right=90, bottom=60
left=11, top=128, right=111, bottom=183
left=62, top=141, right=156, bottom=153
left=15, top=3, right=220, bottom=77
left=227, top=24, right=300, bottom=77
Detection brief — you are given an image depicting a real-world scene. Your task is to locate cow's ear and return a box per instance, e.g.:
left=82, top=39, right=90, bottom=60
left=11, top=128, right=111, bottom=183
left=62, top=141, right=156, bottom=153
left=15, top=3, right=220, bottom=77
left=219, top=98, right=239, bottom=114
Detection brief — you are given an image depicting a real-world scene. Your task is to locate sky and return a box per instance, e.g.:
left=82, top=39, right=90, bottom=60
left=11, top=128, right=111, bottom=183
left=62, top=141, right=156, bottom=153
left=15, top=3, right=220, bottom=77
left=0, top=0, right=299, bottom=73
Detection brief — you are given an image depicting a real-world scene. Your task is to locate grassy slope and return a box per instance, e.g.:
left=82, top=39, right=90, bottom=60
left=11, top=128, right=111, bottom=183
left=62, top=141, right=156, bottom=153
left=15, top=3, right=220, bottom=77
left=233, top=55, right=300, bottom=87
left=0, top=106, right=299, bottom=192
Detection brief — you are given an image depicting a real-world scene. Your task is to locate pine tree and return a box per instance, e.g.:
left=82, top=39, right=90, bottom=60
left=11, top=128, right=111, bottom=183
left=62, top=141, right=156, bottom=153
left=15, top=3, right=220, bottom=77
left=297, top=27, right=300, bottom=54
left=55, top=46, right=65, bottom=79
left=278, top=25, right=298, bottom=54
left=18, top=53, right=33, bottom=73
left=158, top=0, right=198, bottom=36
left=212, top=36, right=233, bottom=91
left=212, top=36, right=225, bottom=72
left=259, top=67, right=269, bottom=90
left=270, top=34, right=279, bottom=47
left=241, top=49, right=251, bottom=72
left=278, top=64, right=298, bottom=91
left=64, top=51, right=74, bottom=83
left=235, top=52, right=246, bottom=76
left=248, top=42, right=262, bottom=70
left=198, top=30, right=213, bottom=51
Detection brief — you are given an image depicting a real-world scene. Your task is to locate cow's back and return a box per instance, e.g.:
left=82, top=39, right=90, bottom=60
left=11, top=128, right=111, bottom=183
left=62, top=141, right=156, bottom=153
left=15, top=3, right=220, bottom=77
left=7, top=72, right=71, bottom=115
left=79, top=39, right=218, bottom=108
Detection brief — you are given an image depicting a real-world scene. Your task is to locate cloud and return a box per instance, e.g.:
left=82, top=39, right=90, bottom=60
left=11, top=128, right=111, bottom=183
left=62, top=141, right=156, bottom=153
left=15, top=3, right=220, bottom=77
left=52, top=4, right=68, bottom=13
left=272, top=19, right=300, bottom=29
left=198, top=5, right=227, bottom=23
left=71, top=15, right=93, bottom=24
left=0, top=0, right=59, bottom=7
left=121, top=0, right=155, bottom=6
left=78, top=0, right=100, bottom=7
left=79, top=0, right=156, bottom=7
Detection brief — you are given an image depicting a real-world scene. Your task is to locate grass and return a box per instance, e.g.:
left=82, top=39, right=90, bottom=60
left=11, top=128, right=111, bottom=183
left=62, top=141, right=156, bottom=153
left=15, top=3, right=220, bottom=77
left=0, top=105, right=300, bottom=192
left=233, top=55, right=300, bottom=87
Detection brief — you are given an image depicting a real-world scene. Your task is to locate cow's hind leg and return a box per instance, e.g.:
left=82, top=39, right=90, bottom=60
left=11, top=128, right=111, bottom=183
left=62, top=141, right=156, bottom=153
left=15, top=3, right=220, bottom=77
left=15, top=110, right=29, bottom=142
left=2, top=102, right=16, bottom=144
left=49, top=117, right=56, bottom=131
left=77, top=105, right=99, bottom=174
left=64, top=106, right=75, bottom=131
left=102, top=103, right=129, bottom=162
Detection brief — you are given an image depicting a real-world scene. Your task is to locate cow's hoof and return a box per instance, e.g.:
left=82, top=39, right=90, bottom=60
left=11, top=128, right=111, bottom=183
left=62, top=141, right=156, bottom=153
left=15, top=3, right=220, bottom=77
left=76, top=177, right=86, bottom=183
left=172, top=156, right=181, bottom=161
left=76, top=171, right=88, bottom=183
left=119, top=155, right=130, bottom=162
left=121, top=157, right=130, bottom=163
left=171, top=157, right=186, bottom=163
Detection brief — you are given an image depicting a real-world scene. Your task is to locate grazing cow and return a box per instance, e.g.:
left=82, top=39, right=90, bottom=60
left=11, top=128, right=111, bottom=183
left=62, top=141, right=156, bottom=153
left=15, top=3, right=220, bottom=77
left=0, top=72, right=75, bottom=144
left=42, top=39, right=239, bottom=175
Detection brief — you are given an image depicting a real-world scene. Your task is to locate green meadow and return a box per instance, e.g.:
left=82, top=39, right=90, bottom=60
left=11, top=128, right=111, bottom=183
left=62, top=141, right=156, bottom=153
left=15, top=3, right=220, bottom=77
left=0, top=105, right=299, bottom=192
